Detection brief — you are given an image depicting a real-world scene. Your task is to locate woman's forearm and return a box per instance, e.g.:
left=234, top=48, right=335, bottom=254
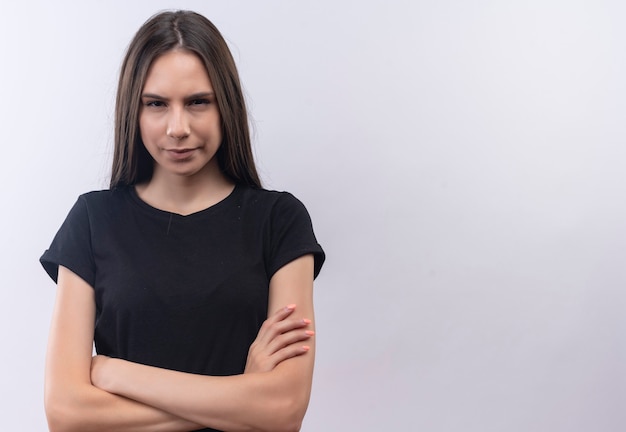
left=94, top=354, right=312, bottom=432
left=45, top=380, right=204, bottom=432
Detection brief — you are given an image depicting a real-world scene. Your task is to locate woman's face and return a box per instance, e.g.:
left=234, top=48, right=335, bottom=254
left=139, top=49, right=222, bottom=180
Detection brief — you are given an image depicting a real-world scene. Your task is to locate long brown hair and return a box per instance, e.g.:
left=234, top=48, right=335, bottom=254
left=110, top=10, right=261, bottom=188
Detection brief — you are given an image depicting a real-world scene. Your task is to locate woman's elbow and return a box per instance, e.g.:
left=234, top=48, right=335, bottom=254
left=45, top=388, right=90, bottom=432
left=45, top=399, right=73, bottom=432
left=45, top=400, right=78, bottom=432
left=267, top=393, right=309, bottom=432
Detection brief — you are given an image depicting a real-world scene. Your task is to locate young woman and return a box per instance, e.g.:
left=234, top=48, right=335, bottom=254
left=41, top=10, right=324, bottom=432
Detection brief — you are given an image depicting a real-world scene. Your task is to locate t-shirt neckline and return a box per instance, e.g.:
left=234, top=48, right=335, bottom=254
left=127, top=183, right=242, bottom=220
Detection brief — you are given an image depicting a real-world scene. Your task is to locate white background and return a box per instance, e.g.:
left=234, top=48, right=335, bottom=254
left=1, top=0, right=625, bottom=430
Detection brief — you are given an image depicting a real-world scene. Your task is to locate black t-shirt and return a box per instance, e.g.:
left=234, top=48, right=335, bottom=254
left=41, top=185, right=324, bottom=432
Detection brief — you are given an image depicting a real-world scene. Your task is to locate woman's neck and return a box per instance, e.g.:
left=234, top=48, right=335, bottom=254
left=135, top=162, right=235, bottom=216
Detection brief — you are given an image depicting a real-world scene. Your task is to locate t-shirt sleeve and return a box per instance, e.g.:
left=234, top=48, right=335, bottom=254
left=267, top=193, right=325, bottom=280
left=40, top=195, right=96, bottom=287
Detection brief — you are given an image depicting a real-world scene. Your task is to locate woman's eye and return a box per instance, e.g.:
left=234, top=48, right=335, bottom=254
left=145, top=100, right=166, bottom=108
left=190, top=99, right=211, bottom=106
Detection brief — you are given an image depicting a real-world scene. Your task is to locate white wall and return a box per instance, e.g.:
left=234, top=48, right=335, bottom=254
left=2, top=0, right=624, bottom=430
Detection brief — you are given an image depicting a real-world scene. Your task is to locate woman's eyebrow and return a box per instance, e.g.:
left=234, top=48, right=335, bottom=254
left=141, top=92, right=215, bottom=100
left=187, top=91, right=215, bottom=99
left=141, top=93, right=166, bottom=100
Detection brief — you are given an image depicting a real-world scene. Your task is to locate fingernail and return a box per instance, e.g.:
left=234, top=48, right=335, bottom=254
left=305, top=330, right=315, bottom=336
left=302, top=318, right=311, bottom=325
left=302, top=346, right=310, bottom=351
left=285, top=304, right=296, bottom=311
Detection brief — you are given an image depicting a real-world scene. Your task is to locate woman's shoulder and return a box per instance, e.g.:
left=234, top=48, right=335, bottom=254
left=236, top=187, right=318, bottom=231
left=240, top=186, right=302, bottom=203
left=238, top=186, right=308, bottom=212
left=76, top=186, right=128, bottom=200
left=74, top=186, right=134, bottom=212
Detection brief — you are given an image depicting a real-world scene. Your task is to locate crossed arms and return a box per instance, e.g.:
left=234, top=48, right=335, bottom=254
left=45, top=255, right=316, bottom=432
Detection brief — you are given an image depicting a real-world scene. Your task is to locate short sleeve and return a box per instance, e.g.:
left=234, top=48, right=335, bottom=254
left=267, top=193, right=325, bottom=279
left=40, top=196, right=96, bottom=287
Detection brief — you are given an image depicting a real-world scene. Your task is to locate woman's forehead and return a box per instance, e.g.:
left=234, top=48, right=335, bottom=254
left=143, top=50, right=213, bottom=94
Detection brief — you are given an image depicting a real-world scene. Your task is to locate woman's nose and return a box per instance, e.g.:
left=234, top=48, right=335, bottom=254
left=166, top=108, right=190, bottom=139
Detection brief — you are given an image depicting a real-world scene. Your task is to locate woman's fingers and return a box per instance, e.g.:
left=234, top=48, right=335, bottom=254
left=254, top=304, right=296, bottom=345
left=246, top=331, right=314, bottom=373
left=267, top=343, right=311, bottom=366
left=244, top=304, right=314, bottom=373
left=266, top=329, right=315, bottom=356
left=256, top=305, right=311, bottom=345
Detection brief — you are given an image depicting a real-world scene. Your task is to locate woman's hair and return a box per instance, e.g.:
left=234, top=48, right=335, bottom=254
left=110, top=10, right=261, bottom=188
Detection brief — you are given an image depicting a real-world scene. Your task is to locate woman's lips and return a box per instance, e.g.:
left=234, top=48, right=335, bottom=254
left=164, top=148, right=197, bottom=161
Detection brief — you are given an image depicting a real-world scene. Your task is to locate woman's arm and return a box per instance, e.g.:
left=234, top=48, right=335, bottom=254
left=91, top=254, right=317, bottom=432
left=45, top=266, right=204, bottom=432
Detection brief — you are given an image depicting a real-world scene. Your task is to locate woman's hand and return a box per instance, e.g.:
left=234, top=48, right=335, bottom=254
left=244, top=304, right=314, bottom=374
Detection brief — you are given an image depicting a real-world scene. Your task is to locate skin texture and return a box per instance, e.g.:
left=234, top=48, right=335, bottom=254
left=44, top=48, right=317, bottom=432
